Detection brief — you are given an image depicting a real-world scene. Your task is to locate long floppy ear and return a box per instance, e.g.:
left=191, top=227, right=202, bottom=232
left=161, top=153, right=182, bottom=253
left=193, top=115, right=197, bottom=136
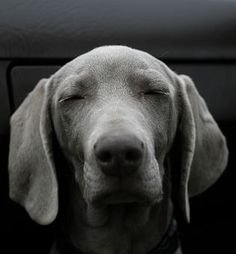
left=8, top=78, right=58, bottom=225
left=175, top=75, right=228, bottom=222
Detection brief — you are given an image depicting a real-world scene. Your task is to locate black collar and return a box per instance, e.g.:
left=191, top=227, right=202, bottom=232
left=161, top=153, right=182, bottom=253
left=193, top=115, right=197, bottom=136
left=52, top=219, right=180, bottom=254
left=148, top=219, right=180, bottom=254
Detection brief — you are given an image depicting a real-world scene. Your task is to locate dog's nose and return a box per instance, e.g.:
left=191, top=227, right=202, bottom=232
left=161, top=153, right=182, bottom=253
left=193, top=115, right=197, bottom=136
left=94, top=133, right=144, bottom=176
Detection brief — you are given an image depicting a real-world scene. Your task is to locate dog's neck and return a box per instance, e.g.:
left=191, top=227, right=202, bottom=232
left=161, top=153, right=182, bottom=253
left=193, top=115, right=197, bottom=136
left=57, top=181, right=174, bottom=254
left=51, top=216, right=180, bottom=254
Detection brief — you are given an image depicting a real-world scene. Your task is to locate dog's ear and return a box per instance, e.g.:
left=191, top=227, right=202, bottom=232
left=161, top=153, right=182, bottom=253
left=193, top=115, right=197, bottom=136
left=8, top=78, right=58, bottom=225
left=173, top=75, right=228, bottom=222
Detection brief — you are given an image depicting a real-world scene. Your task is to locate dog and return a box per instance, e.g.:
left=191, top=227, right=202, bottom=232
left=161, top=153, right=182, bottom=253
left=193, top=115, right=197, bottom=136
left=8, top=46, right=228, bottom=254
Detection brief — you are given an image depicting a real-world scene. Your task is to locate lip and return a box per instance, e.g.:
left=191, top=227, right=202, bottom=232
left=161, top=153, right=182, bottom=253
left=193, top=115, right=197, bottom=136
left=93, top=191, right=151, bottom=206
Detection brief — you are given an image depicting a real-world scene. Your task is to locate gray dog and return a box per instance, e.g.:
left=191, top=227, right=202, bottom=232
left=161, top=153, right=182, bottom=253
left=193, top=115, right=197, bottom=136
left=8, top=46, right=228, bottom=254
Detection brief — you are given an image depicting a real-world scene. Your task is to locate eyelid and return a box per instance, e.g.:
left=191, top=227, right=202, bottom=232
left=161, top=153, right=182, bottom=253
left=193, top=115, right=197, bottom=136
left=59, top=94, right=85, bottom=103
left=139, top=77, right=170, bottom=94
left=140, top=88, right=170, bottom=96
left=144, top=89, right=169, bottom=95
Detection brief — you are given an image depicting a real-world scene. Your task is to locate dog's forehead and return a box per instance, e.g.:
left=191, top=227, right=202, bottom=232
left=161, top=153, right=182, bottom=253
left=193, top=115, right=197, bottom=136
left=73, top=46, right=150, bottom=77
left=54, top=46, right=176, bottom=91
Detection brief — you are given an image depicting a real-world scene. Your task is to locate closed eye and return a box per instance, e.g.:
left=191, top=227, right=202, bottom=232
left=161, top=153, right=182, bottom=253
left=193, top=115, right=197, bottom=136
left=140, top=89, right=169, bottom=96
left=59, top=95, right=85, bottom=103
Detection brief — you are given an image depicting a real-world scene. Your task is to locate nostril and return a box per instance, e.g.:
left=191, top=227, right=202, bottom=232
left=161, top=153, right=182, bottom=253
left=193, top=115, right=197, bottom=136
left=125, top=148, right=142, bottom=163
left=97, top=151, right=112, bottom=163
left=94, top=144, right=113, bottom=164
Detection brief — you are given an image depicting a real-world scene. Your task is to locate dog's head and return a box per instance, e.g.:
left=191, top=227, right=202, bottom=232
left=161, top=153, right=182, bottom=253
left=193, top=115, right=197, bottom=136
left=9, top=46, right=228, bottom=226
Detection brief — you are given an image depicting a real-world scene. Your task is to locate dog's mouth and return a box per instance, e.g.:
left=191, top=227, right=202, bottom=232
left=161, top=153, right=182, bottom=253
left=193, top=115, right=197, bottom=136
left=92, top=191, right=154, bottom=207
left=85, top=191, right=155, bottom=228
left=83, top=160, right=163, bottom=208
left=100, top=192, right=142, bottom=204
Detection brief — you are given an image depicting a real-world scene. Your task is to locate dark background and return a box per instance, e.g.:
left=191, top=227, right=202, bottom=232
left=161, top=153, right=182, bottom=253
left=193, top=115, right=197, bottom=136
left=0, top=1, right=236, bottom=253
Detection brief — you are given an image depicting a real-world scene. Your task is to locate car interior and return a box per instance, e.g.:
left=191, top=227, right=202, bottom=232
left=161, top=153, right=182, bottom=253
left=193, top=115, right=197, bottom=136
left=0, top=1, right=235, bottom=253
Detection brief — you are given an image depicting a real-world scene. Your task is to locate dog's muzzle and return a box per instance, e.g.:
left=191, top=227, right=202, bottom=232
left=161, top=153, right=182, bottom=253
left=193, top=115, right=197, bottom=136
left=83, top=125, right=162, bottom=206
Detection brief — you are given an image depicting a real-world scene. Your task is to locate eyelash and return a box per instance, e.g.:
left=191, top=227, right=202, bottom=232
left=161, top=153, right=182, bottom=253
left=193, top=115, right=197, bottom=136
left=59, top=95, right=85, bottom=103
left=59, top=89, right=169, bottom=103
left=140, top=90, right=169, bottom=96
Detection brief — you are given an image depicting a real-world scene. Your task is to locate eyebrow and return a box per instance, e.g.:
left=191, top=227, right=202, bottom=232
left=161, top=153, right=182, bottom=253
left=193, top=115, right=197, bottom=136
left=60, top=73, right=95, bottom=94
left=131, top=69, right=170, bottom=92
